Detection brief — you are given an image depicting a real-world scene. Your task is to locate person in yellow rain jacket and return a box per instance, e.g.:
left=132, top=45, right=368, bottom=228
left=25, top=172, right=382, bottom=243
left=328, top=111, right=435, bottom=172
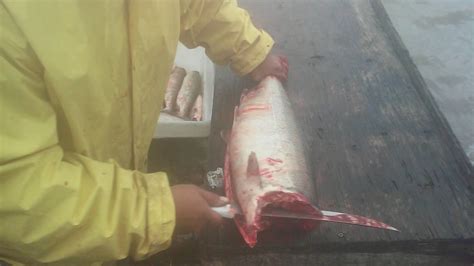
left=0, top=0, right=288, bottom=264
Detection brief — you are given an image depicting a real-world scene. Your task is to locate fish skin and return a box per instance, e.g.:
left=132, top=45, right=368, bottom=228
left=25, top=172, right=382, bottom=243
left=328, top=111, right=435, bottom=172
left=224, top=76, right=321, bottom=247
left=163, top=67, right=186, bottom=112
left=177, top=71, right=201, bottom=118
left=191, top=94, right=203, bottom=121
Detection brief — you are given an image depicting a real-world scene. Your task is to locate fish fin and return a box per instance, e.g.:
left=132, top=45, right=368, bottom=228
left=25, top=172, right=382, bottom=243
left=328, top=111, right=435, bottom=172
left=223, top=147, right=233, bottom=201
left=220, top=130, right=231, bottom=144
left=240, top=89, right=249, bottom=103
left=220, top=106, right=238, bottom=144
left=233, top=105, right=238, bottom=120
left=319, top=210, right=400, bottom=232
left=247, top=152, right=261, bottom=178
left=223, top=106, right=240, bottom=199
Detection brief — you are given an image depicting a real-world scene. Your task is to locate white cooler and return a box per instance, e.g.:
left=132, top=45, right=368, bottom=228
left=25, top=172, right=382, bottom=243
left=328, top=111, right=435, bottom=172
left=154, top=43, right=215, bottom=138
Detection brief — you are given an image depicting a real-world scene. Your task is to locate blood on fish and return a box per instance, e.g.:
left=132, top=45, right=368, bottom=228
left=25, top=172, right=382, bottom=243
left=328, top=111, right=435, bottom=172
left=238, top=104, right=270, bottom=115
left=259, top=168, right=270, bottom=175
left=266, top=158, right=283, bottom=165
left=262, top=174, right=273, bottom=179
left=240, top=86, right=264, bottom=102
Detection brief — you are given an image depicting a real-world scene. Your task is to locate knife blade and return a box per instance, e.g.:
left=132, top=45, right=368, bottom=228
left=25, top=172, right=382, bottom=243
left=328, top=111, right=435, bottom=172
left=212, top=203, right=399, bottom=232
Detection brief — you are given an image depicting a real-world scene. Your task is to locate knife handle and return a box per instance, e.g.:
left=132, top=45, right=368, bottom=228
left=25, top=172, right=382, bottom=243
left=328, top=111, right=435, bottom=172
left=211, top=204, right=234, bottom=219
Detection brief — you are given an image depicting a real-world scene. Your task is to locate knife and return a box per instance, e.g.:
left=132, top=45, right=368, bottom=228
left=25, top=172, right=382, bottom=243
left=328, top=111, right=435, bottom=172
left=212, top=203, right=399, bottom=232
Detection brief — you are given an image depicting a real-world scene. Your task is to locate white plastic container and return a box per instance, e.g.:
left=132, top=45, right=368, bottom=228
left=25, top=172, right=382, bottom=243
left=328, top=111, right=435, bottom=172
left=154, top=43, right=215, bottom=138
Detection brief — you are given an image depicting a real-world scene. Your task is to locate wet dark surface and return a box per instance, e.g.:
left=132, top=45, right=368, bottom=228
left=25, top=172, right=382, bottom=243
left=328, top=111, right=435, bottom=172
left=201, top=0, right=473, bottom=264
left=383, top=0, right=474, bottom=164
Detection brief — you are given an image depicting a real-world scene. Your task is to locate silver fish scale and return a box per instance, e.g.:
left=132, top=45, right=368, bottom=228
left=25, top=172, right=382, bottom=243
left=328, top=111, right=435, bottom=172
left=267, top=79, right=316, bottom=201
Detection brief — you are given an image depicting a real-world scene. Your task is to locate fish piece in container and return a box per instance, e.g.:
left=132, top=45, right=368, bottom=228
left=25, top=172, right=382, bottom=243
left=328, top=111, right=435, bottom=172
left=191, top=94, right=203, bottom=121
left=177, top=71, right=201, bottom=119
left=163, top=66, right=186, bottom=112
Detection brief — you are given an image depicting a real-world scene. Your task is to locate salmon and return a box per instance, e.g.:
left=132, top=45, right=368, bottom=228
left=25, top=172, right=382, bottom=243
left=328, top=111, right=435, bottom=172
left=163, top=66, right=186, bottom=112
left=177, top=71, right=201, bottom=118
left=191, top=94, right=203, bottom=121
left=224, top=76, right=398, bottom=247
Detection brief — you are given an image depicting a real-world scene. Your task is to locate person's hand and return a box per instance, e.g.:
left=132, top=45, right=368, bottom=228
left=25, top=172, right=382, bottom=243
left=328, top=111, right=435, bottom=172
left=249, top=54, right=288, bottom=82
left=171, top=184, right=229, bottom=234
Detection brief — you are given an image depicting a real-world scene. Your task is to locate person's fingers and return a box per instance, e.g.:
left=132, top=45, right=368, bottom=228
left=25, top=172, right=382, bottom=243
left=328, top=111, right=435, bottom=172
left=278, top=65, right=288, bottom=80
left=199, top=189, right=229, bottom=206
left=277, top=59, right=288, bottom=79
left=279, top=55, right=288, bottom=67
left=282, top=67, right=288, bottom=78
left=192, top=219, right=205, bottom=234
left=276, top=72, right=287, bottom=82
left=275, top=72, right=282, bottom=80
left=207, top=209, right=224, bottom=225
left=270, top=67, right=280, bottom=77
left=252, top=71, right=263, bottom=82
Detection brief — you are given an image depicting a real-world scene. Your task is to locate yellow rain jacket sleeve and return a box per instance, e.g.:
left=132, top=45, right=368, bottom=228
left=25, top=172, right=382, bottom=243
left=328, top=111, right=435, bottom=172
left=0, top=0, right=273, bottom=264
left=180, top=0, right=274, bottom=75
left=0, top=4, right=175, bottom=264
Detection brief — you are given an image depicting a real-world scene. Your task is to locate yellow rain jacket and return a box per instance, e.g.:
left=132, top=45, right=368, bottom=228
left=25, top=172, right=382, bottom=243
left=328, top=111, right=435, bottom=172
left=0, top=0, right=273, bottom=264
